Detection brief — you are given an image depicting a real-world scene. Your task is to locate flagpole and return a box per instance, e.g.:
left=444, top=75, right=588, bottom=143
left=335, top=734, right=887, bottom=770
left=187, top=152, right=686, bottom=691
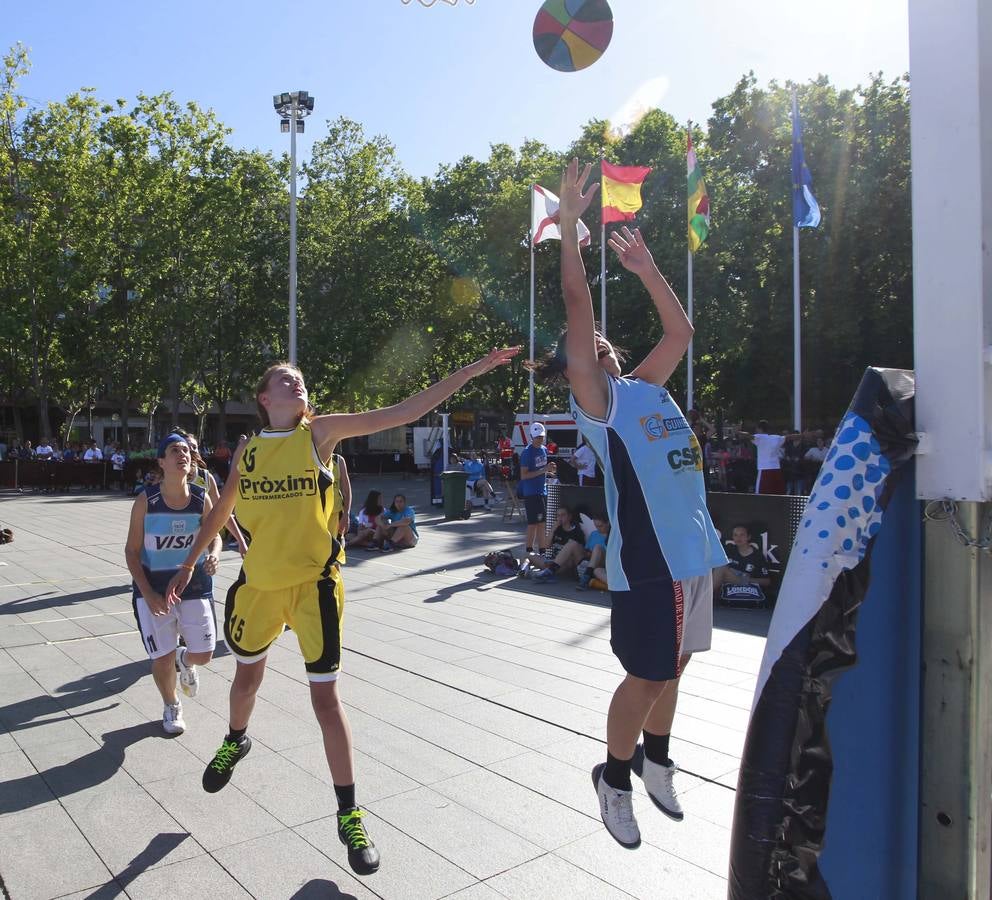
left=600, top=221, right=607, bottom=336
left=529, top=184, right=536, bottom=417
left=793, top=224, right=801, bottom=431
left=686, top=121, right=694, bottom=413
left=790, top=89, right=802, bottom=433
left=687, top=248, right=694, bottom=411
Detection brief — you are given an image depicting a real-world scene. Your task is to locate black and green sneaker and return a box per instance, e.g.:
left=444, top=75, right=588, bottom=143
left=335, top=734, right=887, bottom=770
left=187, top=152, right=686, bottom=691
left=337, top=807, right=380, bottom=875
left=202, top=734, right=252, bottom=793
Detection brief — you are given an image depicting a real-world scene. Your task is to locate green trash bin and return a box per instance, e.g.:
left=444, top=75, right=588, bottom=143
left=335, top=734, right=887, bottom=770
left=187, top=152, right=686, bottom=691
left=441, top=470, right=470, bottom=520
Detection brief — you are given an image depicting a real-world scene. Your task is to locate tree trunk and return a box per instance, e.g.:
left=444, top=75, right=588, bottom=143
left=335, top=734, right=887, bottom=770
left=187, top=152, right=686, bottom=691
left=146, top=402, right=158, bottom=444
left=36, top=393, right=52, bottom=443
left=215, top=399, right=228, bottom=445
left=168, top=340, right=182, bottom=430
left=120, top=398, right=131, bottom=450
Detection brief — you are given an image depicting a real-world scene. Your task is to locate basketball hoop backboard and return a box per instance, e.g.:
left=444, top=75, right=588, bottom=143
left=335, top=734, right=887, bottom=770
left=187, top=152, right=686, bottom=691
left=910, top=0, right=992, bottom=501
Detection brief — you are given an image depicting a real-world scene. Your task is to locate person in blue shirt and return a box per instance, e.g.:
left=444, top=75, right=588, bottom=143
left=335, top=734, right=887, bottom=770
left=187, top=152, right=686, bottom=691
left=461, top=456, right=495, bottom=509
left=375, top=494, right=418, bottom=551
left=517, top=422, right=549, bottom=555
left=577, top=513, right=610, bottom=589
left=536, top=160, right=728, bottom=849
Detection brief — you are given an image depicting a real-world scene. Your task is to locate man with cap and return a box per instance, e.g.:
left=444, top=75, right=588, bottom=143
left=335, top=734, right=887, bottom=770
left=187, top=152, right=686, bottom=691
left=123, top=433, right=222, bottom=734
left=518, top=422, right=550, bottom=555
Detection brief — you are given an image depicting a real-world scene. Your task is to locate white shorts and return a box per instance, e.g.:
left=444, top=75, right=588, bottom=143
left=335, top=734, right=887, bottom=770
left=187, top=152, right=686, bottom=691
left=132, top=594, right=216, bottom=660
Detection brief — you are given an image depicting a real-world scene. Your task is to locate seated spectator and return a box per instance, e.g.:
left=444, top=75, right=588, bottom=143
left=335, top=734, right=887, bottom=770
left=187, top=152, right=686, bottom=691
left=526, top=506, right=585, bottom=582
left=713, top=524, right=772, bottom=602
left=461, top=456, right=495, bottom=509
left=35, top=438, right=55, bottom=461
left=577, top=513, right=610, bottom=590
left=347, top=490, right=385, bottom=549
left=375, top=494, right=418, bottom=551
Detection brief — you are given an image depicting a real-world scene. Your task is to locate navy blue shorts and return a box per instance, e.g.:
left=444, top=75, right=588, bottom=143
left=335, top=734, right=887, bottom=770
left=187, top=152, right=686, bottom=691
left=610, top=572, right=713, bottom=682
left=523, top=494, right=546, bottom=525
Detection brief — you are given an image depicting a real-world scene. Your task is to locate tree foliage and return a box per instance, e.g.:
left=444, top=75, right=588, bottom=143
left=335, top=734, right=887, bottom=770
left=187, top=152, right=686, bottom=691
left=0, top=44, right=912, bottom=442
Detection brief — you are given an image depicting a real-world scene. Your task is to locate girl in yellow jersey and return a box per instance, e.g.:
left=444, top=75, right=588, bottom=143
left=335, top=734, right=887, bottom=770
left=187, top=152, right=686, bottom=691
left=167, top=347, right=518, bottom=877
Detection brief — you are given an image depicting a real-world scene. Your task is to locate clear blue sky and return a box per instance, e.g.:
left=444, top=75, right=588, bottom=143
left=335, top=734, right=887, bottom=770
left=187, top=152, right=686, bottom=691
left=8, top=0, right=909, bottom=177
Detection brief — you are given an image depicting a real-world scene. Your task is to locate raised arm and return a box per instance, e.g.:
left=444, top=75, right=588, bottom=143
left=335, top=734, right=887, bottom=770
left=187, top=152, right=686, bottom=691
left=310, top=348, right=519, bottom=455
left=165, top=443, right=245, bottom=603
left=336, top=453, right=352, bottom=539
left=558, top=160, right=609, bottom=420
left=607, top=227, right=693, bottom=387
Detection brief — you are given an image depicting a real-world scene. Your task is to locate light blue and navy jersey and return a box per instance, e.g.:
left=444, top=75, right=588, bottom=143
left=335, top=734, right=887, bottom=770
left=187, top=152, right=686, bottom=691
left=136, top=483, right=211, bottom=599
left=571, top=376, right=727, bottom=587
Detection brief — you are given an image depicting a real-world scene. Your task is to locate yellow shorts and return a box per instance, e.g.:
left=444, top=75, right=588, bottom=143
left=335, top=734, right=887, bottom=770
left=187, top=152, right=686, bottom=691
left=223, top=569, right=344, bottom=682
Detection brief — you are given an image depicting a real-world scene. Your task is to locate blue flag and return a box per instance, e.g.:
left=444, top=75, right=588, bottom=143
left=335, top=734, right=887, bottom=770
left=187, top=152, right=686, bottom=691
left=791, top=93, right=821, bottom=228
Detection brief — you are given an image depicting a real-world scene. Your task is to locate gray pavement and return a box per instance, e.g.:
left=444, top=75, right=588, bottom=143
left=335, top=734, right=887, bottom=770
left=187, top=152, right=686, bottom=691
left=0, top=476, right=770, bottom=899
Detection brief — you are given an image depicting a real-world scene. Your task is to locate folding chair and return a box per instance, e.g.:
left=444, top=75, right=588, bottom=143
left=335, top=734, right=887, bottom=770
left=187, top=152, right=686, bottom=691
left=502, top=480, right=523, bottom=521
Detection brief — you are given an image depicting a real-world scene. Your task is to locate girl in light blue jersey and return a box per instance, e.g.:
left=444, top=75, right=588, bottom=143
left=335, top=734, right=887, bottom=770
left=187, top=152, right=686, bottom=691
left=539, top=160, right=728, bottom=849
left=124, top=434, right=222, bottom=734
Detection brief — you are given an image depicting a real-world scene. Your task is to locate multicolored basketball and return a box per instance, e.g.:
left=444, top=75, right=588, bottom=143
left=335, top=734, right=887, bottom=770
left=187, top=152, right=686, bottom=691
left=533, top=0, right=614, bottom=73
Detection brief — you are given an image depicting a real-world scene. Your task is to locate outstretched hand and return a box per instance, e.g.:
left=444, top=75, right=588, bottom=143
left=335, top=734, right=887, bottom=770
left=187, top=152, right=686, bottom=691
left=559, top=158, right=599, bottom=223
left=607, top=226, right=656, bottom=276
left=465, top=347, right=521, bottom=378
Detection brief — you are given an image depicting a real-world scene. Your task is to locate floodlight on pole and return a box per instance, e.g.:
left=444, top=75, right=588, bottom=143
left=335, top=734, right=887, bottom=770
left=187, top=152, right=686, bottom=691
left=273, top=90, right=315, bottom=365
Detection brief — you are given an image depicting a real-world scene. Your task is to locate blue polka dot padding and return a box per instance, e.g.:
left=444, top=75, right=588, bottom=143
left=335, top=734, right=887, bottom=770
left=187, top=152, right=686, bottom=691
left=795, top=411, right=891, bottom=572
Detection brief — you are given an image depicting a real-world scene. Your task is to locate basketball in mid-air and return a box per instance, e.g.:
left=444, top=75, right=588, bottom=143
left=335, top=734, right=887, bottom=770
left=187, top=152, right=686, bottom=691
left=532, top=0, right=614, bottom=73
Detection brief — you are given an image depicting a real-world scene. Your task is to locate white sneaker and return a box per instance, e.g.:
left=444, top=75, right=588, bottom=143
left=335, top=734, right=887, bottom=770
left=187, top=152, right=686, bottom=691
left=592, top=764, right=640, bottom=848
left=176, top=647, right=199, bottom=698
left=163, top=701, right=186, bottom=735
left=640, top=756, right=684, bottom=821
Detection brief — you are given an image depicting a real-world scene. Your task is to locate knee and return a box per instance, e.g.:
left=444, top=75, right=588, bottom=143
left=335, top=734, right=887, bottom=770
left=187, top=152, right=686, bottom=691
left=310, top=684, right=343, bottom=719
left=624, top=674, right=669, bottom=702
left=186, top=651, right=213, bottom=666
left=232, top=661, right=265, bottom=693
left=151, top=652, right=175, bottom=674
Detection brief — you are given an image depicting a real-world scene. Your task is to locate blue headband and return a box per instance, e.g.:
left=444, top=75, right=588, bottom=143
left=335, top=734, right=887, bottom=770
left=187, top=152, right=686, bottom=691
left=157, top=433, right=189, bottom=458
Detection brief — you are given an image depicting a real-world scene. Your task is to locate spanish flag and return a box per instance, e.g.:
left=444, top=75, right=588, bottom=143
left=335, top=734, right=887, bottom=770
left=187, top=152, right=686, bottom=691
left=600, top=160, right=651, bottom=224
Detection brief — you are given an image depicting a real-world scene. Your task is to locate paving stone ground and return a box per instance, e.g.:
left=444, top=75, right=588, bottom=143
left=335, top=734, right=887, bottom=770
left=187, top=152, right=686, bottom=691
left=0, top=476, right=770, bottom=900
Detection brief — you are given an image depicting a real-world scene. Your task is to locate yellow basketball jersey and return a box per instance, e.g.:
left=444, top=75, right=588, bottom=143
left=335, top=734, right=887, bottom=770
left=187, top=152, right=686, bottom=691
left=235, top=421, right=339, bottom=590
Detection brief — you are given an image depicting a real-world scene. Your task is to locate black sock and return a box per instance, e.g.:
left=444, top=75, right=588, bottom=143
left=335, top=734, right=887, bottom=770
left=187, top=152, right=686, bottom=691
left=603, top=751, right=633, bottom=792
left=643, top=730, right=672, bottom=767
left=334, top=783, right=356, bottom=812
left=226, top=726, right=247, bottom=743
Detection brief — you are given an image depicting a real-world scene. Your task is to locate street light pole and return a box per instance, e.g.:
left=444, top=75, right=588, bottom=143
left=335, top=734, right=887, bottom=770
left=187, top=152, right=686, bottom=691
left=288, top=94, right=298, bottom=365
left=273, top=91, right=315, bottom=366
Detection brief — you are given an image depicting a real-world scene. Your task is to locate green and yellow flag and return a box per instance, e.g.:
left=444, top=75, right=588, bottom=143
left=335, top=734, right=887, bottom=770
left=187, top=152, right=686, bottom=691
left=687, top=132, right=710, bottom=252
